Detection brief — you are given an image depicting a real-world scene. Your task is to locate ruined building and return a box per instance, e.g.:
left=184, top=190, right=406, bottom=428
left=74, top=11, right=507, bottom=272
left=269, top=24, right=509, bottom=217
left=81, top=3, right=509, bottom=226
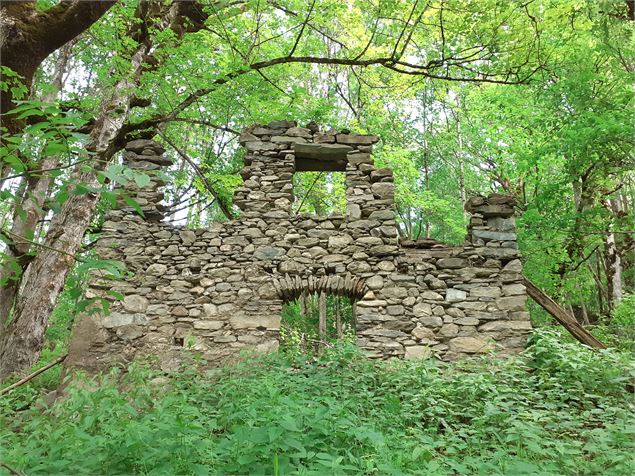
left=67, top=121, right=531, bottom=372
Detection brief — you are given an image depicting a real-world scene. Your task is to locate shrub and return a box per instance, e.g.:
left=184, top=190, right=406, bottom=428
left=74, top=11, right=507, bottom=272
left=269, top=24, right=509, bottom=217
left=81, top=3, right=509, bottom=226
left=1, top=332, right=633, bottom=475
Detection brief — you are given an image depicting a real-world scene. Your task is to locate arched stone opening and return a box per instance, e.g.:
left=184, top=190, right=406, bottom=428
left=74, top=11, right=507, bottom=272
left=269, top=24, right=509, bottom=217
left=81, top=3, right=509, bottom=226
left=274, top=274, right=367, bottom=351
left=273, top=274, right=367, bottom=302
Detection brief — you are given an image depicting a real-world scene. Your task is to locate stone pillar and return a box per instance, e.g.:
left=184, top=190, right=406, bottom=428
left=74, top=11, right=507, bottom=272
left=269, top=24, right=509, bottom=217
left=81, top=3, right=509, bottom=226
left=234, top=121, right=298, bottom=219
left=342, top=135, right=399, bottom=248
left=465, top=194, right=519, bottom=260
left=463, top=193, right=531, bottom=356
left=119, top=139, right=172, bottom=222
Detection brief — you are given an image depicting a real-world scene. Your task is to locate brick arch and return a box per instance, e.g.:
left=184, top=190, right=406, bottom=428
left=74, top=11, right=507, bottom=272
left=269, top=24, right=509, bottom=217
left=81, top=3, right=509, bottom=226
left=273, top=273, right=367, bottom=303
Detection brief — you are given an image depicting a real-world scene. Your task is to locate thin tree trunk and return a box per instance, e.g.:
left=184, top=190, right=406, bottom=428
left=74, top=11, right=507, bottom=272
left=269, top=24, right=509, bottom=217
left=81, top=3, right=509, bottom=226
left=335, top=297, right=342, bottom=338
left=0, top=35, right=151, bottom=380
left=421, top=87, right=431, bottom=239
left=318, top=291, right=326, bottom=343
left=455, top=105, right=467, bottom=218
left=0, top=1, right=206, bottom=380
left=591, top=250, right=606, bottom=316
left=605, top=229, right=623, bottom=311
left=0, top=41, right=75, bottom=336
left=300, top=291, right=308, bottom=317
left=604, top=198, right=624, bottom=310
left=617, top=190, right=634, bottom=291
left=580, top=302, right=590, bottom=326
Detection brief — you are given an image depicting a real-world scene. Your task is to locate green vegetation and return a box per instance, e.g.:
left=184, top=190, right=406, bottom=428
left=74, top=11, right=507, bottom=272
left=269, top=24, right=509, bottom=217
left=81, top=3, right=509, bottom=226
left=280, top=295, right=356, bottom=354
left=1, top=1, right=634, bottom=473
left=1, top=330, right=633, bottom=475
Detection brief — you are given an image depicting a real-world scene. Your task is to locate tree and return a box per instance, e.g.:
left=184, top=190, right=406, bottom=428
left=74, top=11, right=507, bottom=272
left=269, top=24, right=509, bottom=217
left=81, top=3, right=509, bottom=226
left=0, top=0, right=573, bottom=378
left=0, top=0, right=116, bottom=135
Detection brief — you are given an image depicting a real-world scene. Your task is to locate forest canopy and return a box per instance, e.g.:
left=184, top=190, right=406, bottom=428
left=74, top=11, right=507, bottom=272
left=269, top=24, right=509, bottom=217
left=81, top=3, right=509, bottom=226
left=0, top=0, right=634, bottom=374
left=0, top=0, right=634, bottom=474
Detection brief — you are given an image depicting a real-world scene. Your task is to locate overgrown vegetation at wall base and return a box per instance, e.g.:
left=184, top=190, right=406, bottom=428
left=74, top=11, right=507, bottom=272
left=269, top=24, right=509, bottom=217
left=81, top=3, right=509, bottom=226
left=1, top=329, right=633, bottom=475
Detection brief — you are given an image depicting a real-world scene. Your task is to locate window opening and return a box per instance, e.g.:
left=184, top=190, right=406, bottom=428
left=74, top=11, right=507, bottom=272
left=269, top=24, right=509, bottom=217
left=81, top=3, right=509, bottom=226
left=293, top=171, right=346, bottom=216
left=280, top=292, right=356, bottom=354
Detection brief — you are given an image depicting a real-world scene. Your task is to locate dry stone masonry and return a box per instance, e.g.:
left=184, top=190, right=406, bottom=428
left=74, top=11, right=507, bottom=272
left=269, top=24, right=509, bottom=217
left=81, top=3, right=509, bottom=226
left=67, top=121, right=532, bottom=372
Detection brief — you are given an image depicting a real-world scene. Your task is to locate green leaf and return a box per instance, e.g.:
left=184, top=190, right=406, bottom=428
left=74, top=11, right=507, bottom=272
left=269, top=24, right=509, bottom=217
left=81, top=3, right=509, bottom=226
left=133, top=172, right=151, bottom=188
left=122, top=195, right=145, bottom=217
left=2, top=154, right=26, bottom=173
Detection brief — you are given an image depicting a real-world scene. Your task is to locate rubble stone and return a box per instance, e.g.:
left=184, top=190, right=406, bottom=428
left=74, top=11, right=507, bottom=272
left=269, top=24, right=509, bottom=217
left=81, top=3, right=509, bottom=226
left=67, top=127, right=531, bottom=374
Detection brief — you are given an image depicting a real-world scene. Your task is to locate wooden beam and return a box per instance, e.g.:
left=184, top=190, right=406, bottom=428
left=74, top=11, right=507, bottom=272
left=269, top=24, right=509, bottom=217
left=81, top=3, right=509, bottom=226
left=335, top=297, right=342, bottom=339
left=318, top=290, right=327, bottom=342
left=300, top=291, right=308, bottom=317
left=523, top=277, right=606, bottom=349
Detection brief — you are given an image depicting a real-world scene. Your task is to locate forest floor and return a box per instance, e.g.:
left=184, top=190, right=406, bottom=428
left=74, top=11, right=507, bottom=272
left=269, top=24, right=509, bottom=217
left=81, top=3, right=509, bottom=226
left=0, top=323, right=633, bottom=475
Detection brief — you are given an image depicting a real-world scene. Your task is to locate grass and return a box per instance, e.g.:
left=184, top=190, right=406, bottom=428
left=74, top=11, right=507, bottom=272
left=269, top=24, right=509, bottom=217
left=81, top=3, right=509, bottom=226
left=1, top=328, right=633, bottom=475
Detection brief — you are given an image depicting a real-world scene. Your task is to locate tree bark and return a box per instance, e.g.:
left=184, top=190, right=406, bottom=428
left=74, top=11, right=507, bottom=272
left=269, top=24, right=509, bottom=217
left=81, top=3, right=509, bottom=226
left=0, top=41, right=75, bottom=337
left=604, top=228, right=623, bottom=310
left=0, top=38, right=148, bottom=378
left=604, top=198, right=624, bottom=310
left=0, top=0, right=208, bottom=380
left=454, top=101, right=468, bottom=220
left=0, top=0, right=116, bottom=135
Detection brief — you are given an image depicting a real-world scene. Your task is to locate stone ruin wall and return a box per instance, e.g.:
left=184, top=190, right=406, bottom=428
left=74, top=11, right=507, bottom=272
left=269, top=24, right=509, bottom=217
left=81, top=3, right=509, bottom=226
left=67, top=121, right=532, bottom=372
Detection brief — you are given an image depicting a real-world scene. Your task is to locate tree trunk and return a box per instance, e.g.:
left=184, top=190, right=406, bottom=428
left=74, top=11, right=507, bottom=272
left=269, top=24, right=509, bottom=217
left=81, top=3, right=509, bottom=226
left=604, top=198, right=623, bottom=311
left=617, top=190, right=634, bottom=292
left=454, top=104, right=468, bottom=219
left=318, top=291, right=327, bottom=343
left=0, top=0, right=205, bottom=380
left=300, top=291, right=308, bottom=317
left=0, top=39, right=150, bottom=380
left=0, top=0, right=115, bottom=136
left=605, top=229, right=623, bottom=310
left=420, top=87, right=431, bottom=239
left=0, top=41, right=74, bottom=337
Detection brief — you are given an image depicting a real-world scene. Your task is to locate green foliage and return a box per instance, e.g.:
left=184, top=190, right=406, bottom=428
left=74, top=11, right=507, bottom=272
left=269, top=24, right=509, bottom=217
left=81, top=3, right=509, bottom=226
left=1, top=332, right=633, bottom=475
left=280, top=296, right=356, bottom=357
left=593, top=294, right=635, bottom=352
left=292, top=172, right=346, bottom=216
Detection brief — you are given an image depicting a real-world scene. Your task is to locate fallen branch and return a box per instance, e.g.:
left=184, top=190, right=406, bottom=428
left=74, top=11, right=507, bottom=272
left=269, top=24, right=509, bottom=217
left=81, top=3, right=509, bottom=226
left=0, top=355, right=67, bottom=396
left=0, top=462, right=25, bottom=476
left=523, top=277, right=606, bottom=349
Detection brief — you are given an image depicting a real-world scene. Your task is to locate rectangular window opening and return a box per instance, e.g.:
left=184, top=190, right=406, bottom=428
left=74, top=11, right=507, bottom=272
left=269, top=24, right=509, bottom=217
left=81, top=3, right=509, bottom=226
left=293, top=171, right=346, bottom=216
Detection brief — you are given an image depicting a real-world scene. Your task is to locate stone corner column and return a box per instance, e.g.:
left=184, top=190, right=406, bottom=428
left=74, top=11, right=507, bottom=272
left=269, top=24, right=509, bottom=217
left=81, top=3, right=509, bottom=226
left=464, top=193, right=531, bottom=355
left=116, top=138, right=172, bottom=222
left=341, top=133, right=399, bottom=251
left=233, top=122, right=297, bottom=219
left=464, top=193, right=519, bottom=260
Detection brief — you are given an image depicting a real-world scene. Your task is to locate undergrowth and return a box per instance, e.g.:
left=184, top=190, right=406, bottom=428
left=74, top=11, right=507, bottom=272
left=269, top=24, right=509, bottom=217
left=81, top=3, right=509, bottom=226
left=1, top=328, right=634, bottom=475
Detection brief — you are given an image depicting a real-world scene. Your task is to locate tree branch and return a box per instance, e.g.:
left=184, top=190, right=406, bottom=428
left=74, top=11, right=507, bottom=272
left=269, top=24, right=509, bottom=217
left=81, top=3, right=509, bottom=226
left=288, top=0, right=316, bottom=57
left=0, top=354, right=67, bottom=396
left=125, top=52, right=538, bottom=135
left=1, top=1, right=116, bottom=66
left=156, top=130, right=235, bottom=220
